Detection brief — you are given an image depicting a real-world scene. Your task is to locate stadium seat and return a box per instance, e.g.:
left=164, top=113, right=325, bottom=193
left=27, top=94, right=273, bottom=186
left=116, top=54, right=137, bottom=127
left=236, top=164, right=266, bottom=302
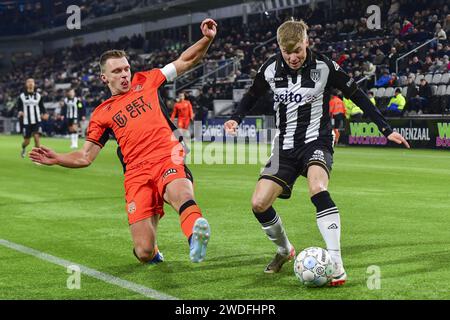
left=401, top=86, right=408, bottom=97
left=441, top=73, right=450, bottom=84
left=432, top=73, right=442, bottom=84
left=397, top=76, right=406, bottom=86
left=376, top=87, right=385, bottom=98
left=431, top=85, right=438, bottom=96
left=433, top=85, right=448, bottom=114
left=385, top=87, right=395, bottom=97
left=377, top=88, right=392, bottom=113
left=369, top=88, right=377, bottom=96
left=415, top=74, right=425, bottom=85
left=437, top=85, right=447, bottom=96
left=424, top=74, right=433, bottom=84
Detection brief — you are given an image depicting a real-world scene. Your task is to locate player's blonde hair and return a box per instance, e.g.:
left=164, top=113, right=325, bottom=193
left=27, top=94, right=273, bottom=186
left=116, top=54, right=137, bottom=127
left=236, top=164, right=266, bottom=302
left=99, top=49, right=128, bottom=73
left=277, top=19, right=309, bottom=51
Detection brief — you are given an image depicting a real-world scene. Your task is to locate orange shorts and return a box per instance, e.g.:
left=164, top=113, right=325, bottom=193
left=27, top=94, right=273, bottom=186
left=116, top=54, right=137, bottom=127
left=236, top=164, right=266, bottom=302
left=177, top=118, right=190, bottom=129
left=124, top=156, right=193, bottom=225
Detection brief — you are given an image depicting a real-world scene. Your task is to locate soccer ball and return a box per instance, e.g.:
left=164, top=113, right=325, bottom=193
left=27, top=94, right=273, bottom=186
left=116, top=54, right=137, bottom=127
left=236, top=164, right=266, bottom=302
left=294, top=247, right=334, bottom=287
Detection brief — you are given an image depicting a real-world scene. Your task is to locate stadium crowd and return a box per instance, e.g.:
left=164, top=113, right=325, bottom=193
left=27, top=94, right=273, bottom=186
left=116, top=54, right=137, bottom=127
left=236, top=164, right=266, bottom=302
left=1, top=0, right=449, bottom=127
left=0, top=0, right=167, bottom=36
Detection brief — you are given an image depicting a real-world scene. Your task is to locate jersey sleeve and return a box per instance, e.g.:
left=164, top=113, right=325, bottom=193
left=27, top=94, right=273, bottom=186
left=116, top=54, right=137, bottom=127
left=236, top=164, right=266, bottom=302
left=160, top=63, right=177, bottom=82
left=327, top=59, right=358, bottom=98
left=230, top=71, right=270, bottom=124
left=86, top=113, right=110, bottom=148
left=39, top=96, right=46, bottom=114
left=17, top=97, right=23, bottom=112
left=140, top=65, right=175, bottom=88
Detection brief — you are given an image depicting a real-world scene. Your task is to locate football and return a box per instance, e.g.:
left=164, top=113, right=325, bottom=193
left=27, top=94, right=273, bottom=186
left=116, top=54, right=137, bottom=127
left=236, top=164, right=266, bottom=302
left=294, top=247, right=334, bottom=287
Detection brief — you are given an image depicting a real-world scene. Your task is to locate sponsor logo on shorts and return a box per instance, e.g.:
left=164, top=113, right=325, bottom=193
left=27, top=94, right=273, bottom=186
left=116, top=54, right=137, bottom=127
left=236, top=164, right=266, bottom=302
left=310, top=149, right=325, bottom=162
left=127, top=201, right=136, bottom=214
left=162, top=168, right=177, bottom=180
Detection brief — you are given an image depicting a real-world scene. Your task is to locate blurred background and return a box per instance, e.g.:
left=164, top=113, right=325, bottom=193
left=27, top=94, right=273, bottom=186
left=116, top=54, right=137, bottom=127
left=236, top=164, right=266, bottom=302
left=0, top=0, right=449, bottom=145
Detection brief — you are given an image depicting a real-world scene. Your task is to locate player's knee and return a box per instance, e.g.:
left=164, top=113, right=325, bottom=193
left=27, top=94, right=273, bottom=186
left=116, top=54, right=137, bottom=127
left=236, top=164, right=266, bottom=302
left=309, top=184, right=327, bottom=197
left=134, top=245, right=156, bottom=263
left=251, top=196, right=271, bottom=213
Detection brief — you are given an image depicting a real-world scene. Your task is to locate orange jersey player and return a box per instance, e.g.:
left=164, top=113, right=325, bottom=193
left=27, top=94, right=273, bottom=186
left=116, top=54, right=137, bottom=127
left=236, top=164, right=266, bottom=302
left=329, top=93, right=346, bottom=145
left=30, top=19, right=218, bottom=265
left=171, top=92, right=194, bottom=130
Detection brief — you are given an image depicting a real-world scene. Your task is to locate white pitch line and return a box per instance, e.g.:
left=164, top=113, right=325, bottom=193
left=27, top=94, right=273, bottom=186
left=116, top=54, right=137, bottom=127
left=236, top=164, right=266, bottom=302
left=0, top=239, right=178, bottom=300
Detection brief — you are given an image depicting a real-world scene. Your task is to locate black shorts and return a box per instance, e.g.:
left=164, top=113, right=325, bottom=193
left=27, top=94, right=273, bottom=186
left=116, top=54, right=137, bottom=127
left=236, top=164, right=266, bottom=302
left=333, top=113, right=345, bottom=130
left=259, top=141, right=334, bottom=199
left=67, top=118, right=78, bottom=127
left=23, top=123, right=42, bottom=139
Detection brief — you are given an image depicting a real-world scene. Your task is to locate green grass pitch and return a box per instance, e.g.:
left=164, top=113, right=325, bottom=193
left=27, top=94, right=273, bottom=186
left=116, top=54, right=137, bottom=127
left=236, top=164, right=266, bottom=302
left=0, top=134, right=449, bottom=299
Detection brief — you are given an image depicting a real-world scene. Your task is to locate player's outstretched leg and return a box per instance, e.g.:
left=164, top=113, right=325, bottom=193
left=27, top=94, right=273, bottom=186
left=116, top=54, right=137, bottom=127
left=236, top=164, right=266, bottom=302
left=21, top=138, right=30, bottom=158
left=253, top=206, right=295, bottom=273
left=130, top=216, right=164, bottom=265
left=252, top=179, right=295, bottom=273
left=178, top=200, right=210, bottom=263
left=311, top=190, right=347, bottom=286
left=189, top=216, right=210, bottom=263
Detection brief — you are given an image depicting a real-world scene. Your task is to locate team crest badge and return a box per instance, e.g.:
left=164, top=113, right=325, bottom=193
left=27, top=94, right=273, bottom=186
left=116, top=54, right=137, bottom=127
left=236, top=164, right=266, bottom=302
left=310, top=69, right=321, bottom=82
left=133, top=84, right=143, bottom=92
left=127, top=201, right=136, bottom=214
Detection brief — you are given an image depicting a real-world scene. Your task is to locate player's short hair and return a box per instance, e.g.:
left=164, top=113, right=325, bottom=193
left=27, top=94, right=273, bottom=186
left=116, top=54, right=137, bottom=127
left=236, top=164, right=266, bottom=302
left=99, top=49, right=128, bottom=73
left=277, top=19, right=309, bottom=50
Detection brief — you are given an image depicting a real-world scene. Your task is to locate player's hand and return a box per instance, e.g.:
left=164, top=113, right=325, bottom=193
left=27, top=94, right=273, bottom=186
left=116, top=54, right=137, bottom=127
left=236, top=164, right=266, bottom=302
left=29, top=146, right=59, bottom=165
left=18, top=111, right=24, bottom=118
left=387, top=132, right=410, bottom=148
left=201, top=18, right=217, bottom=40
left=224, top=120, right=238, bottom=136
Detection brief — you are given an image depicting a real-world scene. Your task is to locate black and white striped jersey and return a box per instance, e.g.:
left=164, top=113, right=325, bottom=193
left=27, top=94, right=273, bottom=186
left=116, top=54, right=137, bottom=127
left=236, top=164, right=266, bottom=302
left=17, top=91, right=46, bottom=125
left=231, top=48, right=392, bottom=150
left=62, top=97, right=83, bottom=120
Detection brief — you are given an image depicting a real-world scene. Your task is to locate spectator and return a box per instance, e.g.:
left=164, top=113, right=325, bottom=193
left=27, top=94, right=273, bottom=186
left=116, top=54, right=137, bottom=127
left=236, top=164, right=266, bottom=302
left=387, top=47, right=399, bottom=73
left=373, top=49, right=386, bottom=65
left=421, top=56, right=434, bottom=73
left=343, top=97, right=364, bottom=121
left=375, top=71, right=392, bottom=87
left=405, top=75, right=419, bottom=115
left=386, top=88, right=406, bottom=116
left=368, top=91, right=377, bottom=107
left=435, top=23, right=447, bottom=40
left=408, top=56, right=423, bottom=73
left=329, top=90, right=346, bottom=145
left=400, top=19, right=414, bottom=36
left=409, top=79, right=432, bottom=115
left=440, top=55, right=450, bottom=72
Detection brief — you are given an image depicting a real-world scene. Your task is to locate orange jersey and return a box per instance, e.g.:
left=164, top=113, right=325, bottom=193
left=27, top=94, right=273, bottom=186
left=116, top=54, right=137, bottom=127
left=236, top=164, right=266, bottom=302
left=329, top=96, right=346, bottom=116
left=171, top=100, right=193, bottom=120
left=87, top=69, right=183, bottom=169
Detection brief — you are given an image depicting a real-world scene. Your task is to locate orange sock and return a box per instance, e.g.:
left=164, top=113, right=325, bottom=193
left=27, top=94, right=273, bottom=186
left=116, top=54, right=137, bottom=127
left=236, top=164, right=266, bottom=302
left=179, top=204, right=202, bottom=239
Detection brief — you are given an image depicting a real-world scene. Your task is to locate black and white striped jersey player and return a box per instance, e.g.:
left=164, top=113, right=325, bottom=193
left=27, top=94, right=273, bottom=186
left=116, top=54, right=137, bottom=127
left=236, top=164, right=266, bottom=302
left=225, top=20, right=409, bottom=286
left=62, top=89, right=85, bottom=149
left=17, top=78, right=47, bottom=158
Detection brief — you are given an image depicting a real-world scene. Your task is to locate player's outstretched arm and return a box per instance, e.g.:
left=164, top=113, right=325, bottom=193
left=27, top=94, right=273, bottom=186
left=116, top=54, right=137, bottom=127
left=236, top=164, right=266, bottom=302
left=29, top=141, right=102, bottom=168
left=172, top=18, right=217, bottom=77
left=350, top=89, right=410, bottom=149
